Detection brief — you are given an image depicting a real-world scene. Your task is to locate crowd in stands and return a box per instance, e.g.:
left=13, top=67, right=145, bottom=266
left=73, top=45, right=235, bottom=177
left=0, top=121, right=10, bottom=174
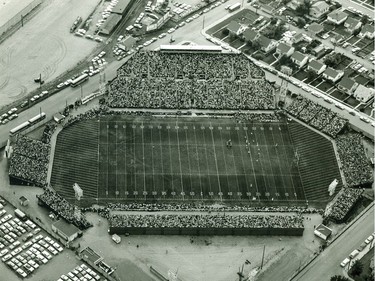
left=109, top=213, right=304, bottom=229
left=9, top=136, right=50, bottom=187
left=336, top=133, right=373, bottom=187
left=107, top=52, right=274, bottom=110
left=82, top=202, right=322, bottom=214
left=324, top=188, right=363, bottom=222
left=286, top=95, right=347, bottom=138
left=37, top=189, right=92, bottom=230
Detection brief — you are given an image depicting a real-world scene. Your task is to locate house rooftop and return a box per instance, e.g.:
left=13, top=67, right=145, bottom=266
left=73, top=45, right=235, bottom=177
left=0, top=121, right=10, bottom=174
left=315, top=224, right=332, bottom=237
left=227, top=21, right=242, bottom=34
left=277, top=42, right=293, bottom=54
left=291, top=51, right=307, bottom=63
left=243, top=29, right=258, bottom=41
left=345, top=17, right=361, bottom=28
left=309, top=59, right=325, bottom=71
left=324, top=67, right=340, bottom=78
left=327, top=10, right=348, bottom=22
left=312, top=1, right=329, bottom=11
left=338, top=77, right=356, bottom=90
left=361, top=23, right=374, bottom=33
left=258, top=35, right=273, bottom=48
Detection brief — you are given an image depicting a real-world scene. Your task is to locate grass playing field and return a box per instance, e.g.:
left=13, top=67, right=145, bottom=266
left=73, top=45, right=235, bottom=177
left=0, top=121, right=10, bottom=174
left=51, top=115, right=342, bottom=205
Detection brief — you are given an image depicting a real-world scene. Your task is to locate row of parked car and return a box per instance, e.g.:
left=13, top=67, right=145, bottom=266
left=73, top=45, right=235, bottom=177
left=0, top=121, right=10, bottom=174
left=0, top=208, right=64, bottom=278
left=340, top=233, right=375, bottom=268
left=57, top=263, right=102, bottom=281
left=0, top=107, right=18, bottom=125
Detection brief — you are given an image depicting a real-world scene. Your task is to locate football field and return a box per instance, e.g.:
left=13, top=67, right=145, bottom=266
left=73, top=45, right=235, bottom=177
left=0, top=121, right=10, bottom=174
left=52, top=115, right=344, bottom=204
left=97, top=116, right=304, bottom=202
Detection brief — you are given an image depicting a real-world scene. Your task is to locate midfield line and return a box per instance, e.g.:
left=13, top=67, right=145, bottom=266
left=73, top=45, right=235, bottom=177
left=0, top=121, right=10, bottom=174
left=175, top=120, right=184, bottom=198
left=167, top=124, right=175, bottom=195
left=209, top=121, right=222, bottom=199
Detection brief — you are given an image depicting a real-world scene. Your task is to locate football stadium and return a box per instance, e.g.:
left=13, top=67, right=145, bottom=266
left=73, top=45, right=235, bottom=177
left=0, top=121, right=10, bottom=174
left=47, top=50, right=348, bottom=207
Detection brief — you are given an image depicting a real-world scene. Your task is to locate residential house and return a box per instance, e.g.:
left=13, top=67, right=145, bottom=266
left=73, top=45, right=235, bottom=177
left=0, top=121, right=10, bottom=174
left=291, top=51, right=309, bottom=68
left=287, top=0, right=304, bottom=10
left=292, top=33, right=305, bottom=44
left=359, top=24, right=375, bottom=39
left=353, top=84, right=375, bottom=102
left=312, top=44, right=326, bottom=57
left=322, top=67, right=344, bottom=82
left=243, top=29, right=259, bottom=42
left=327, top=10, right=348, bottom=25
left=276, top=42, right=295, bottom=57
left=257, top=35, right=278, bottom=53
left=337, top=77, right=358, bottom=94
left=344, top=17, right=362, bottom=34
left=226, top=21, right=247, bottom=36
left=307, top=59, right=327, bottom=75
left=309, top=1, right=330, bottom=19
left=308, top=23, right=324, bottom=35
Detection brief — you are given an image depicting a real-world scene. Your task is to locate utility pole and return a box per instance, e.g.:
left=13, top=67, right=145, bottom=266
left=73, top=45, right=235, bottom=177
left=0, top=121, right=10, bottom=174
left=21, top=14, right=24, bottom=27
left=260, top=245, right=266, bottom=269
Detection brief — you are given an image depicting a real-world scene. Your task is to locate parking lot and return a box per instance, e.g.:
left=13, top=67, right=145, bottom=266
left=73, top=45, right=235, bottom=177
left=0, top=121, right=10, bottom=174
left=57, top=263, right=103, bottom=281
left=0, top=200, right=66, bottom=279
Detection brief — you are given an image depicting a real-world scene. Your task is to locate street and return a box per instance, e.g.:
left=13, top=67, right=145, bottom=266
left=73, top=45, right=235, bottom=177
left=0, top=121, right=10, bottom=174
left=291, top=204, right=374, bottom=281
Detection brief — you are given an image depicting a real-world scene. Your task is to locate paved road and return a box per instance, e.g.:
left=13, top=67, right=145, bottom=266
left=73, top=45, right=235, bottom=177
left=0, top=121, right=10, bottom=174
left=291, top=205, right=374, bottom=281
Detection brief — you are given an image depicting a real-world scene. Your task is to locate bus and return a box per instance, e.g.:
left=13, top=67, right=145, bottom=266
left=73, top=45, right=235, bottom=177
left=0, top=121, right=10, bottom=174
left=15, top=209, right=27, bottom=221
left=71, top=73, right=89, bottom=87
left=9, top=121, right=30, bottom=136
left=28, top=112, right=46, bottom=125
left=9, top=112, right=46, bottom=136
left=228, top=3, right=241, bottom=12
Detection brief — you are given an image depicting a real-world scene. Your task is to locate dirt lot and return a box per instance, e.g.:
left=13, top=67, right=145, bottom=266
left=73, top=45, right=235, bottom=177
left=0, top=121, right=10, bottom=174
left=0, top=0, right=101, bottom=109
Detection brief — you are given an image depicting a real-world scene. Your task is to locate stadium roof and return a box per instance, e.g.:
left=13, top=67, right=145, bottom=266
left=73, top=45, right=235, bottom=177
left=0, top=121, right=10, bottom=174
left=111, top=0, right=131, bottom=15
left=100, top=14, right=122, bottom=35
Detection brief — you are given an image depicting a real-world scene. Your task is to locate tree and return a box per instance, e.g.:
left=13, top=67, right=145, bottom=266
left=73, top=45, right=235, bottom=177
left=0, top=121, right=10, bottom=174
left=252, top=39, right=261, bottom=50
left=306, top=69, right=317, bottom=80
left=350, top=260, right=363, bottom=276
left=361, top=15, right=369, bottom=25
left=296, top=17, right=306, bottom=28
left=222, top=29, right=229, bottom=36
left=295, top=0, right=312, bottom=16
left=330, top=276, right=350, bottom=281
left=270, top=18, right=278, bottom=25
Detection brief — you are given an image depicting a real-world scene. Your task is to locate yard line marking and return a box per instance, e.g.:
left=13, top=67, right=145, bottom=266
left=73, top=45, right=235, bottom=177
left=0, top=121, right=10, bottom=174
left=201, top=126, right=213, bottom=197
left=124, top=122, right=127, bottom=197
left=159, top=125, right=165, bottom=193
left=219, top=126, right=235, bottom=196
left=241, top=128, right=259, bottom=200
left=106, top=121, right=109, bottom=197
left=184, top=123, right=193, bottom=196
left=227, top=129, right=242, bottom=197
left=259, top=124, right=276, bottom=200
left=193, top=127, right=203, bottom=198
left=167, top=124, right=175, bottom=195
left=133, top=126, right=136, bottom=196
left=209, top=121, right=222, bottom=200
left=141, top=121, right=146, bottom=198
left=253, top=125, right=270, bottom=196
left=269, top=124, right=287, bottom=200
left=175, top=120, right=184, bottom=199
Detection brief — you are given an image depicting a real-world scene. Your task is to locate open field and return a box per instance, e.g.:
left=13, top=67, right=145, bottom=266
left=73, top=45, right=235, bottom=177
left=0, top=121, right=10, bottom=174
left=51, top=115, right=342, bottom=205
left=0, top=0, right=100, bottom=108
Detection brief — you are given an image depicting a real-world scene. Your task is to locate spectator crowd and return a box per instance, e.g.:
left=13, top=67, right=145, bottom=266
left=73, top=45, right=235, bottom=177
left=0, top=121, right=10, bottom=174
left=37, top=189, right=92, bottom=230
left=336, top=133, right=373, bottom=187
left=83, top=202, right=322, bottom=214
left=324, top=187, right=363, bottom=222
left=286, top=95, right=347, bottom=138
left=9, top=136, right=50, bottom=187
left=109, top=213, right=304, bottom=229
left=107, top=52, right=274, bottom=110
